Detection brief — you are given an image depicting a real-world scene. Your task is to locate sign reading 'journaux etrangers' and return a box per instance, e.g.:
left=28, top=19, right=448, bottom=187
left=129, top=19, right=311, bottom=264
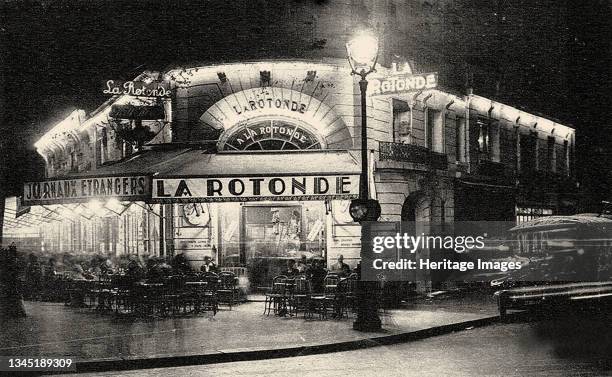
left=23, top=176, right=150, bottom=205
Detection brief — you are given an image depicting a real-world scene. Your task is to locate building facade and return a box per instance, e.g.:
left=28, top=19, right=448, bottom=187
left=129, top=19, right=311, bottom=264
left=3, top=59, right=576, bottom=289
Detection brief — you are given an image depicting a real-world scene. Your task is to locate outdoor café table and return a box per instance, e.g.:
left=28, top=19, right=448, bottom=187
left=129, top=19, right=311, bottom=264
left=185, top=281, right=208, bottom=286
left=136, top=281, right=164, bottom=287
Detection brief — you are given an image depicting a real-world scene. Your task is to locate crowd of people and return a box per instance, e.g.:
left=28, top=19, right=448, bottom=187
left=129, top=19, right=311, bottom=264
left=10, top=249, right=217, bottom=302
left=283, top=254, right=355, bottom=292
left=3, top=242, right=357, bottom=308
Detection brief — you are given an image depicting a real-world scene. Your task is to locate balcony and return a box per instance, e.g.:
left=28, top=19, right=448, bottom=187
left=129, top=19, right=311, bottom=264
left=379, top=141, right=448, bottom=170
left=475, top=159, right=507, bottom=177
left=519, top=169, right=576, bottom=190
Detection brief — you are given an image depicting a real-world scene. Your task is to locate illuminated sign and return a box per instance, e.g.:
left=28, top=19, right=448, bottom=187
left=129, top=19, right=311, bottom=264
left=222, top=121, right=321, bottom=151
left=199, top=88, right=326, bottom=132
left=152, top=175, right=359, bottom=202
left=369, top=72, right=438, bottom=97
left=103, top=80, right=171, bottom=98
left=231, top=96, right=308, bottom=116
left=23, top=176, right=150, bottom=205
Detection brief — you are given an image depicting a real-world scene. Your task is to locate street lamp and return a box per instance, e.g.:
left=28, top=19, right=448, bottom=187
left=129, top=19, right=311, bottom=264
left=347, top=32, right=382, bottom=331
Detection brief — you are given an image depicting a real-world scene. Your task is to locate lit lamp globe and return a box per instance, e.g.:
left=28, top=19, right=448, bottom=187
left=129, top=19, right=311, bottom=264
left=346, top=33, right=379, bottom=75
left=349, top=198, right=381, bottom=223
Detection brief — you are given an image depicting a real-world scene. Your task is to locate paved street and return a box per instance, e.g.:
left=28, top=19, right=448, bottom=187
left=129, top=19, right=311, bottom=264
left=0, top=295, right=497, bottom=361
left=63, top=311, right=612, bottom=377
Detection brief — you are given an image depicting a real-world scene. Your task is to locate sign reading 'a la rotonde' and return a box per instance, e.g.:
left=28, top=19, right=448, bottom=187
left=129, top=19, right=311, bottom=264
left=153, top=175, right=359, bottom=202
left=369, top=72, right=438, bottom=97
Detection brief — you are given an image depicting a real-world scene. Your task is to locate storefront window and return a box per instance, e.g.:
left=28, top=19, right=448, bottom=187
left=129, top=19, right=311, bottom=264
left=211, top=201, right=327, bottom=288
left=516, top=206, right=553, bottom=224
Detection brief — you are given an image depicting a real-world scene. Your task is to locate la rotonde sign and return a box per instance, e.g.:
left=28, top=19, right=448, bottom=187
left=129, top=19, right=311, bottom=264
left=103, top=79, right=171, bottom=98
left=152, top=175, right=359, bottom=202
left=368, top=63, right=438, bottom=96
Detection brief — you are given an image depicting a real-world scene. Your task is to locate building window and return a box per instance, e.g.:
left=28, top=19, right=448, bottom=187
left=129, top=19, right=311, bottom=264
left=564, top=139, right=572, bottom=176
left=70, top=151, right=77, bottom=172
left=426, top=108, right=439, bottom=150
left=455, top=117, right=463, bottom=162
left=100, top=128, right=108, bottom=164
left=547, top=137, right=556, bottom=173
left=123, top=141, right=133, bottom=159
left=519, top=133, right=537, bottom=174
left=388, top=1, right=396, bottom=17
left=392, top=99, right=411, bottom=143
left=476, top=117, right=489, bottom=160
left=49, top=155, right=56, bottom=174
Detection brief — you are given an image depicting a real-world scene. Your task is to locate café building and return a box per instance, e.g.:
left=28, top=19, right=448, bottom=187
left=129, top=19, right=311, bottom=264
left=4, top=58, right=577, bottom=290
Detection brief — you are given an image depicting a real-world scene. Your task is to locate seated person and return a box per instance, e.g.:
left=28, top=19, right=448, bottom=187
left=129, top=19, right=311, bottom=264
left=308, top=259, right=327, bottom=293
left=284, top=259, right=300, bottom=277
left=329, top=254, right=351, bottom=277
left=295, top=255, right=310, bottom=274
left=171, top=253, right=193, bottom=275
left=146, top=258, right=166, bottom=282
left=200, top=256, right=218, bottom=273
left=125, top=259, right=145, bottom=282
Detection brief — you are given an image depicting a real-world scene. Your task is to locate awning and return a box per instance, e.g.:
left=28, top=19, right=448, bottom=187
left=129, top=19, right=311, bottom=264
left=110, top=104, right=165, bottom=120
left=456, top=179, right=516, bottom=191
left=151, top=150, right=361, bottom=202
left=22, top=149, right=361, bottom=205
left=153, top=150, right=361, bottom=177
left=509, top=214, right=612, bottom=233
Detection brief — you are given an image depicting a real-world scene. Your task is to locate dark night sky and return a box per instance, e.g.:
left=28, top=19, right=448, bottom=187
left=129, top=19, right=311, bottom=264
left=0, top=0, right=610, bottom=206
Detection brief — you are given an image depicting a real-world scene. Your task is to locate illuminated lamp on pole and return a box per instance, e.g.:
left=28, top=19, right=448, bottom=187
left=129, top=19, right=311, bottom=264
left=346, top=31, right=382, bottom=331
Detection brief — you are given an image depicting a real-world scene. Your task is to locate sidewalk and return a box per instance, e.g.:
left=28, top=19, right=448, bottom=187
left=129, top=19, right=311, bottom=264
left=0, top=292, right=499, bottom=371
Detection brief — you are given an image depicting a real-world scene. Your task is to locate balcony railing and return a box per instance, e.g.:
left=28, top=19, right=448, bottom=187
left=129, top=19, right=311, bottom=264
left=379, top=141, right=448, bottom=170
left=475, top=160, right=507, bottom=177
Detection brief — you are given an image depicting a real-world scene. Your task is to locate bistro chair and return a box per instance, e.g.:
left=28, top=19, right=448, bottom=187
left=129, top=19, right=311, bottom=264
left=182, top=274, right=204, bottom=314
left=202, top=272, right=219, bottom=315
left=161, top=275, right=185, bottom=316
left=264, top=275, right=288, bottom=316
left=288, top=277, right=311, bottom=316
left=133, top=280, right=165, bottom=317
left=334, top=278, right=356, bottom=319
left=343, top=274, right=358, bottom=316
left=112, top=275, right=136, bottom=315
left=66, top=279, right=89, bottom=308
left=217, top=271, right=239, bottom=310
left=306, top=274, right=340, bottom=320
left=92, top=276, right=114, bottom=312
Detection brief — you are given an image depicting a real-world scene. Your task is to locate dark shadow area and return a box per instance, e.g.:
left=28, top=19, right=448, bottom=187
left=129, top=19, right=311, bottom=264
left=507, top=303, right=612, bottom=371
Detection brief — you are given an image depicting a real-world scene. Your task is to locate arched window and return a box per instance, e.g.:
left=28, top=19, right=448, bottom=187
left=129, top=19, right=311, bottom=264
left=219, top=118, right=324, bottom=151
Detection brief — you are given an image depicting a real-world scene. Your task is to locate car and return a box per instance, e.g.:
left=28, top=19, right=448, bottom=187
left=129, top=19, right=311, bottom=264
left=495, top=281, right=612, bottom=320
left=491, top=214, right=612, bottom=319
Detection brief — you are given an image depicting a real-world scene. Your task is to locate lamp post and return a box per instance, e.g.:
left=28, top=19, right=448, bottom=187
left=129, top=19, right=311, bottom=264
left=346, top=33, right=382, bottom=331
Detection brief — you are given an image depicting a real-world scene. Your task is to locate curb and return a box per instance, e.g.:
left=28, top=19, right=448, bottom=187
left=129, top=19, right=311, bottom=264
left=54, top=315, right=499, bottom=375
